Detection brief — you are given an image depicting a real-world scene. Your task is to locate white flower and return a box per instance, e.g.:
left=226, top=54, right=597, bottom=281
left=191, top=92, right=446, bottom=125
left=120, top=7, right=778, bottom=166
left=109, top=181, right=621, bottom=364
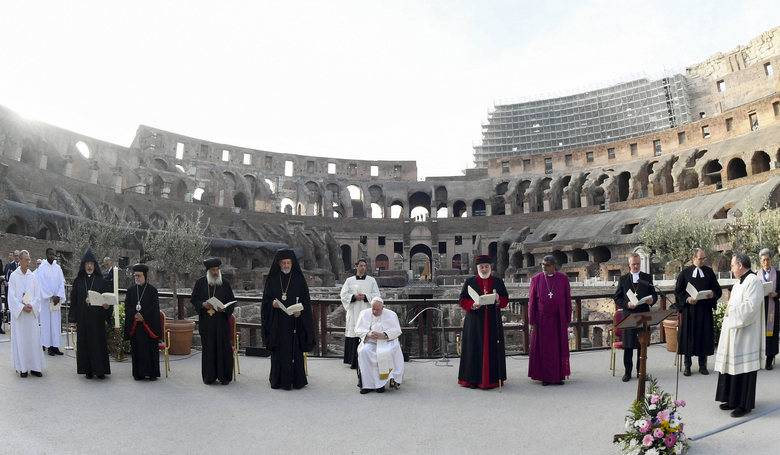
left=625, top=419, right=634, bottom=431
left=646, top=449, right=659, bottom=455
left=648, top=404, right=657, bottom=411
left=634, top=419, right=647, bottom=428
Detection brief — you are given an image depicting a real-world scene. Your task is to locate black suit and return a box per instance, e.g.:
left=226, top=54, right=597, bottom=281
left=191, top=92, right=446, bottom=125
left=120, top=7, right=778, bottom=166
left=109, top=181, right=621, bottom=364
left=613, top=272, right=658, bottom=374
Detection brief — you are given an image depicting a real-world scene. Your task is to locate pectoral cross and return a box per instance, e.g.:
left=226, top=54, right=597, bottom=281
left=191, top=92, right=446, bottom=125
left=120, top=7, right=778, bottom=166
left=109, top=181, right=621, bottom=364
left=282, top=292, right=287, bottom=301
left=548, top=291, right=554, bottom=299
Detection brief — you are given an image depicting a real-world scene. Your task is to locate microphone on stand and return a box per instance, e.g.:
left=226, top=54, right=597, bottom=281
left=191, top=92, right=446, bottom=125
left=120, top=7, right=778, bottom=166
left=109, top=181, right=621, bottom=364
left=408, top=306, right=452, bottom=367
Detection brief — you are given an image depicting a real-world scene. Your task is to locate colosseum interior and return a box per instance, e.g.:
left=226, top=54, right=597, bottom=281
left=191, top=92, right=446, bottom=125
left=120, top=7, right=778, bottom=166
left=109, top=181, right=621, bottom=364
left=1, top=27, right=779, bottom=335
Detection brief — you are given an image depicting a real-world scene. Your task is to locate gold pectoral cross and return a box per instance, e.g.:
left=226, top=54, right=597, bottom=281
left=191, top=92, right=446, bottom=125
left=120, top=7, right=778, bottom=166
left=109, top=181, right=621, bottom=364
left=207, top=308, right=215, bottom=317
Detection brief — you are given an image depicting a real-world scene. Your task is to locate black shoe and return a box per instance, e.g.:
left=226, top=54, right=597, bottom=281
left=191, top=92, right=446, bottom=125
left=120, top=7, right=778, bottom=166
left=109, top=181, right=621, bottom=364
left=134, top=376, right=143, bottom=381
left=204, top=380, right=215, bottom=385
left=30, top=371, right=42, bottom=377
left=360, top=388, right=373, bottom=394
left=699, top=366, right=710, bottom=375
left=48, top=348, right=56, bottom=356
left=730, top=408, right=750, bottom=418
left=52, top=348, right=64, bottom=356
left=96, top=374, right=106, bottom=380
left=148, top=377, right=158, bottom=381
left=43, top=346, right=47, bottom=351
left=85, top=374, right=94, bottom=379
left=621, top=373, right=631, bottom=382
left=719, top=403, right=735, bottom=411
left=767, top=358, right=774, bottom=370
left=219, top=379, right=230, bottom=385
left=683, top=366, right=691, bottom=376
left=376, top=386, right=385, bottom=393
left=20, top=372, right=28, bottom=378
left=389, top=378, right=400, bottom=390
left=542, top=382, right=550, bottom=386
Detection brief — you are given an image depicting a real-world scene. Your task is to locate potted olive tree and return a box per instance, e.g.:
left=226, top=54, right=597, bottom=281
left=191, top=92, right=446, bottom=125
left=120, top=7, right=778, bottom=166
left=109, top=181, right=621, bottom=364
left=143, top=210, right=210, bottom=355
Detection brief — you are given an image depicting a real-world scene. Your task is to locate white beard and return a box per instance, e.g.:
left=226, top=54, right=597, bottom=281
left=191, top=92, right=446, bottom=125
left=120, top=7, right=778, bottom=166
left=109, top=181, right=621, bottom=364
left=207, top=271, right=223, bottom=287
left=478, top=270, right=491, bottom=279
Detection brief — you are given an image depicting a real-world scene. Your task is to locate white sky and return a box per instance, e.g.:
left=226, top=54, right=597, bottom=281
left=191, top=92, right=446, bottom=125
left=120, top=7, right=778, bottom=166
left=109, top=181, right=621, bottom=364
left=1, top=1, right=778, bottom=178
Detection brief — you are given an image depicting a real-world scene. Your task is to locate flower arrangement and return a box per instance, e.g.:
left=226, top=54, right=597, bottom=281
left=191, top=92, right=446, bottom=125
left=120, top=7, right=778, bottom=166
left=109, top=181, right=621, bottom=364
left=713, top=300, right=728, bottom=342
left=106, top=302, right=130, bottom=361
left=615, top=377, right=689, bottom=454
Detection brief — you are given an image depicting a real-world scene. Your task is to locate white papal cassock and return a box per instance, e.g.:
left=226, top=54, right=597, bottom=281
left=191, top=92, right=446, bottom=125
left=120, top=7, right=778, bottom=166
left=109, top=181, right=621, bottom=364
left=355, top=307, right=404, bottom=389
left=36, top=259, right=66, bottom=348
left=9, top=267, right=44, bottom=373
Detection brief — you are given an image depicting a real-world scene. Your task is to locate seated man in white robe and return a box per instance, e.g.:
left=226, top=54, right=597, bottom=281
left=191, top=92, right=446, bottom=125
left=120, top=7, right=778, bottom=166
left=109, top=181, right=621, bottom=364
left=8, top=249, right=45, bottom=378
left=355, top=297, right=404, bottom=394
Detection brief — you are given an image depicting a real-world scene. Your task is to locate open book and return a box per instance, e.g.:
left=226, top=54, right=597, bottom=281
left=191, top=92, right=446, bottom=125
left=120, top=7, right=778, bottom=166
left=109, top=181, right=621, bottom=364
left=206, top=296, right=236, bottom=311
left=626, top=289, right=653, bottom=307
left=686, top=282, right=714, bottom=301
left=273, top=299, right=304, bottom=316
left=763, top=281, right=775, bottom=297
left=87, top=290, right=117, bottom=307
left=467, top=286, right=496, bottom=306
left=22, top=293, right=38, bottom=317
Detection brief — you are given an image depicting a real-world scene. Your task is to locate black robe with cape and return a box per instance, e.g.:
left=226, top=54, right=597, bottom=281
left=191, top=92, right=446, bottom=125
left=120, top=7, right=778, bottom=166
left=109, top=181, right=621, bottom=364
left=457, top=275, right=509, bottom=389
left=613, top=272, right=658, bottom=350
left=673, top=265, right=722, bottom=357
left=261, top=249, right=316, bottom=390
left=68, top=250, right=112, bottom=377
left=124, top=283, right=161, bottom=379
left=191, top=275, right=235, bottom=384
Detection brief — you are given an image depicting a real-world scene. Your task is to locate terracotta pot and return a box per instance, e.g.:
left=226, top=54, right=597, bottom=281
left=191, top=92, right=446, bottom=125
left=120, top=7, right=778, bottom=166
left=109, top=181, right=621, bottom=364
left=168, top=319, right=195, bottom=355
left=662, top=319, right=678, bottom=353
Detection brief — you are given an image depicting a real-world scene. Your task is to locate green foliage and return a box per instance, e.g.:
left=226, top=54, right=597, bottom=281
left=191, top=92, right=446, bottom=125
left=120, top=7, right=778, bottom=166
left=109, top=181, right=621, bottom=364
left=640, top=210, right=714, bottom=272
left=713, top=300, right=728, bottom=342
left=59, top=207, right=139, bottom=278
left=107, top=302, right=130, bottom=361
left=142, top=210, right=209, bottom=318
left=724, top=202, right=780, bottom=264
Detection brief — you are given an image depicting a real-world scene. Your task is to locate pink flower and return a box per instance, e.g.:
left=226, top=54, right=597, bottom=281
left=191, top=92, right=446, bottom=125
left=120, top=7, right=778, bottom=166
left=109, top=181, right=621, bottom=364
left=674, top=400, right=686, bottom=407
left=640, top=421, right=652, bottom=433
left=657, top=410, right=670, bottom=422
left=653, top=428, right=664, bottom=439
left=664, top=434, right=677, bottom=448
left=650, top=394, right=660, bottom=404
left=642, top=434, right=654, bottom=447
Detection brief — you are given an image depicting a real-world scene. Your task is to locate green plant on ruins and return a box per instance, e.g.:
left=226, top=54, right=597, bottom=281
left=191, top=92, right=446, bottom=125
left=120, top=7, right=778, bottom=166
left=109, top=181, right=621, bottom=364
left=724, top=201, right=780, bottom=264
left=640, top=210, right=715, bottom=272
left=142, top=210, right=210, bottom=319
left=59, top=207, right=139, bottom=278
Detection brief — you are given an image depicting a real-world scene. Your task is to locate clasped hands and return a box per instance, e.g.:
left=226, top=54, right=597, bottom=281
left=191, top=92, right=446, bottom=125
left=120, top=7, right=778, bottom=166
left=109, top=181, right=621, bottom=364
left=134, top=313, right=144, bottom=322
left=367, top=330, right=387, bottom=340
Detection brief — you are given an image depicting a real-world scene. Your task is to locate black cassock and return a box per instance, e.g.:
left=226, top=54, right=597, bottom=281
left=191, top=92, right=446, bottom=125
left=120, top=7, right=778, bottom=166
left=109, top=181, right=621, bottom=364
left=674, top=265, right=722, bottom=357
left=191, top=277, right=235, bottom=384
left=613, top=272, right=658, bottom=350
left=124, top=284, right=161, bottom=379
left=261, top=272, right=315, bottom=390
left=457, top=276, right=509, bottom=389
left=759, top=269, right=780, bottom=360
left=68, top=273, right=112, bottom=376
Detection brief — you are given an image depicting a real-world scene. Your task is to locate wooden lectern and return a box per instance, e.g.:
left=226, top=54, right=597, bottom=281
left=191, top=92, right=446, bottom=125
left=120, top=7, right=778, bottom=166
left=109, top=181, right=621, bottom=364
left=616, top=309, right=676, bottom=402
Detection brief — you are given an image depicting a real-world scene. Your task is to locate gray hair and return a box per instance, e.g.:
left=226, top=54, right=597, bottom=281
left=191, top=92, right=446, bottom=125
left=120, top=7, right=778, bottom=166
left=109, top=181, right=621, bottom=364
left=627, top=252, right=641, bottom=261
left=18, top=250, right=30, bottom=259
left=732, top=252, right=751, bottom=269
left=759, top=248, right=773, bottom=259
left=692, top=247, right=706, bottom=257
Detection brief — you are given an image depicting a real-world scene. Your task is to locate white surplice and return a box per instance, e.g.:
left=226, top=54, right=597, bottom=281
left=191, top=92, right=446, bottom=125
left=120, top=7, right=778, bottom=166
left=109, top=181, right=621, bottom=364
left=8, top=267, right=45, bottom=373
left=35, top=259, right=66, bottom=348
left=339, top=275, right=380, bottom=338
left=355, top=307, right=404, bottom=389
left=715, top=272, right=766, bottom=375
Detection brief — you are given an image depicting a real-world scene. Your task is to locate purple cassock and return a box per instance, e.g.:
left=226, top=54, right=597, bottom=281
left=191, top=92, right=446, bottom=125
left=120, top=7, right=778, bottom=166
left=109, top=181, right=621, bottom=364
left=528, top=271, right=572, bottom=383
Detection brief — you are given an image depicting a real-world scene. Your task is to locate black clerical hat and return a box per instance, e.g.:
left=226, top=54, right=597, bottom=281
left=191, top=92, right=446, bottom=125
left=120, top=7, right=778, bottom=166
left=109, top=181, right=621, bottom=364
left=475, top=255, right=492, bottom=265
left=132, top=263, right=149, bottom=274
left=203, top=257, right=222, bottom=269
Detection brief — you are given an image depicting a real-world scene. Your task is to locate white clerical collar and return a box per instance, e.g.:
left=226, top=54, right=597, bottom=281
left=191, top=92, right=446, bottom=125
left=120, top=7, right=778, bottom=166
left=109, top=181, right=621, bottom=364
left=631, top=272, right=640, bottom=283
left=692, top=267, right=704, bottom=278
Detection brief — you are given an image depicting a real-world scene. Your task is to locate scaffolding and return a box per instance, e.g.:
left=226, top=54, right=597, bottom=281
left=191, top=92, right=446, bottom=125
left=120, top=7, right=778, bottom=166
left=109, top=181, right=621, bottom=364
left=473, top=75, right=692, bottom=167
